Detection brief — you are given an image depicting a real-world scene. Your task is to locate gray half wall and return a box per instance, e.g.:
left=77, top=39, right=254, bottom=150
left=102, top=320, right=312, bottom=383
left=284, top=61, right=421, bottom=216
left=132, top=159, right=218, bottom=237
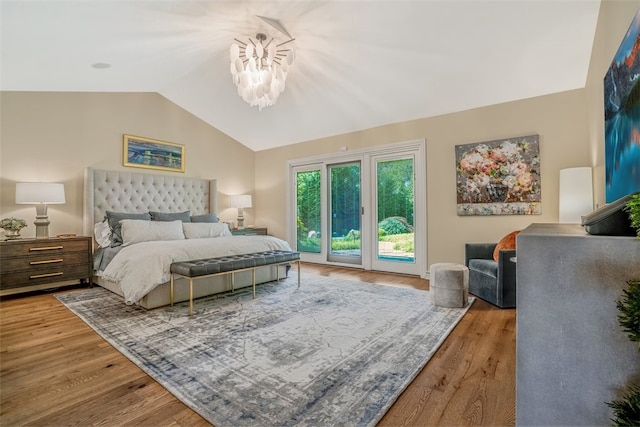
left=516, top=223, right=640, bottom=426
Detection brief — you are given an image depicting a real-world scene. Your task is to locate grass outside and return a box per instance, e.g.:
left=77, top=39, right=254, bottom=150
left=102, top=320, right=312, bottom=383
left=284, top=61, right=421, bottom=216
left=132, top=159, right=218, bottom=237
left=297, top=233, right=414, bottom=255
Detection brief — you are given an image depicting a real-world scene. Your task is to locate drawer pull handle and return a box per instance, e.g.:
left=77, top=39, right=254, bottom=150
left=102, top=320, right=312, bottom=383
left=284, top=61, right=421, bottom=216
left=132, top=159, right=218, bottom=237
left=29, top=246, right=64, bottom=251
left=30, top=259, right=64, bottom=265
left=30, top=272, right=64, bottom=279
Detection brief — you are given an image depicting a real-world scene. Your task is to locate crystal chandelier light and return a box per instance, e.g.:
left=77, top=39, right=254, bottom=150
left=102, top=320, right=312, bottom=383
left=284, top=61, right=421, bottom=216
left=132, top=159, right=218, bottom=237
left=230, top=32, right=295, bottom=110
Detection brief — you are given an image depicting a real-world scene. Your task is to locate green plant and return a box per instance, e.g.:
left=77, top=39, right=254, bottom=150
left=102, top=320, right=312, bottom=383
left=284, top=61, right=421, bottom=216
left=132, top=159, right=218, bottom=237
left=616, top=279, right=640, bottom=349
left=624, top=193, right=640, bottom=237
left=296, top=216, right=308, bottom=240
left=607, top=383, right=640, bottom=426
left=345, top=229, right=360, bottom=240
left=297, top=237, right=321, bottom=253
left=331, top=237, right=361, bottom=251
left=393, top=239, right=414, bottom=253
left=0, top=217, right=27, bottom=230
left=607, top=279, right=640, bottom=426
left=378, top=217, right=412, bottom=235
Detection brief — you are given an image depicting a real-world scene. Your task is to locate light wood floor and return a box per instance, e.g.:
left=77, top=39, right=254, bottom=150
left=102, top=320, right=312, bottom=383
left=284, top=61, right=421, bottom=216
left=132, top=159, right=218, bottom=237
left=0, top=263, right=515, bottom=426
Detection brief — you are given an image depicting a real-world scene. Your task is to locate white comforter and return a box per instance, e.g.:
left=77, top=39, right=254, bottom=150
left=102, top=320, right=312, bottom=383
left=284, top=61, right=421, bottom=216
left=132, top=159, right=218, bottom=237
left=99, top=235, right=293, bottom=304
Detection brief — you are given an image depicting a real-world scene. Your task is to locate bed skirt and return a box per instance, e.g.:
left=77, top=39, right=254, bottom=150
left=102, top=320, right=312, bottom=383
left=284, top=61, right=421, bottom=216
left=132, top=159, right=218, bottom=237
left=94, top=264, right=289, bottom=309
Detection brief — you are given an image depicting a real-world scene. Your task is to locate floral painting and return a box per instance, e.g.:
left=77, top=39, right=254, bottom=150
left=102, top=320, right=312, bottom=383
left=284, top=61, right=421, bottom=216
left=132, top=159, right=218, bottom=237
left=455, top=134, right=541, bottom=216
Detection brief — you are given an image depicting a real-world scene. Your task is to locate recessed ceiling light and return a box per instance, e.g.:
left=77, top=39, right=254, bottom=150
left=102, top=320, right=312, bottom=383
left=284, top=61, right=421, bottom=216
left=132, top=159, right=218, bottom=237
left=91, top=63, right=111, bottom=69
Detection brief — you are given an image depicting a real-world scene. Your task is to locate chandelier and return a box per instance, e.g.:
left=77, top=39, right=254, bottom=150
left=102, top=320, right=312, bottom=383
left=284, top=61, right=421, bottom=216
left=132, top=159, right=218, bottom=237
left=230, top=32, right=295, bottom=110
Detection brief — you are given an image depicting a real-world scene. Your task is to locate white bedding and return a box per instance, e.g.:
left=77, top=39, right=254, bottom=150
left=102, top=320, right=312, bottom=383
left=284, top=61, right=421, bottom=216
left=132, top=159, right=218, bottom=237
left=99, top=235, right=293, bottom=304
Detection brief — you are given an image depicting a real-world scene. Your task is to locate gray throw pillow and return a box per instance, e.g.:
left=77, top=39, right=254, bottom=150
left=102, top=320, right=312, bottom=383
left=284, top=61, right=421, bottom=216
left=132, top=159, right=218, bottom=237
left=191, top=213, right=219, bottom=223
left=150, top=210, right=191, bottom=222
left=105, top=211, right=152, bottom=247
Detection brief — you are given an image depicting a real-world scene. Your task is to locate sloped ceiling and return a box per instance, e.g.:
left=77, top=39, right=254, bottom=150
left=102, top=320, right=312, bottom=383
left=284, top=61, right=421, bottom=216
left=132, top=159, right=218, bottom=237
left=0, top=0, right=601, bottom=151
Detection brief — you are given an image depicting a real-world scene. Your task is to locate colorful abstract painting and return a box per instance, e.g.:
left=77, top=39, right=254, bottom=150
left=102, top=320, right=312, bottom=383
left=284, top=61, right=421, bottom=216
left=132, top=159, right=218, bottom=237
left=455, top=134, right=541, bottom=216
left=604, top=8, right=640, bottom=202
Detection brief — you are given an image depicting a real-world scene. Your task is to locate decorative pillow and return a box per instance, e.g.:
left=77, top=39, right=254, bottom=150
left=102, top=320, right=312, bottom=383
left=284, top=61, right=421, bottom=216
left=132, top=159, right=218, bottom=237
left=493, top=230, right=520, bottom=261
left=150, top=210, right=191, bottom=222
left=105, top=211, right=152, bottom=247
left=190, top=213, right=219, bottom=223
left=183, top=222, right=231, bottom=239
left=120, top=219, right=185, bottom=247
left=93, top=219, right=112, bottom=248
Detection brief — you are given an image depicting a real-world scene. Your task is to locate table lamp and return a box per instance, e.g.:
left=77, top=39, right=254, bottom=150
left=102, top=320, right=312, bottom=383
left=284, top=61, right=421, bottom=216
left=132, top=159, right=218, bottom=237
left=15, top=182, right=66, bottom=238
left=558, top=167, right=593, bottom=223
left=229, top=194, right=252, bottom=229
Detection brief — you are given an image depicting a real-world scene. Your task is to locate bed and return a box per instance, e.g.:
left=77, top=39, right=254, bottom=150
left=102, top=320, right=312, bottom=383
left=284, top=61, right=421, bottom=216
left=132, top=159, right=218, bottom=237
left=82, top=167, right=293, bottom=309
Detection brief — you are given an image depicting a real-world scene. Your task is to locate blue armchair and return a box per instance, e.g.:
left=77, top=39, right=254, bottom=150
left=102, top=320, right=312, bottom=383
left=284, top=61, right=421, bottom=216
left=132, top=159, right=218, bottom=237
left=464, top=243, right=516, bottom=308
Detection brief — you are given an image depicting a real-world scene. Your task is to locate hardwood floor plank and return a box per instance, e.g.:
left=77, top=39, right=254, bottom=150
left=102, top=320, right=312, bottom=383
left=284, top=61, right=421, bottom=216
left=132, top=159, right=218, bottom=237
left=2, top=360, right=143, bottom=424
left=40, top=380, right=181, bottom=426
left=0, top=263, right=515, bottom=426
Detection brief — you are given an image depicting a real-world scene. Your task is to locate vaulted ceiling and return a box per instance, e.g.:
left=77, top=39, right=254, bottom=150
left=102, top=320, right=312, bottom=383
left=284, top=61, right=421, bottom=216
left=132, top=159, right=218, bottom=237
left=1, top=1, right=601, bottom=151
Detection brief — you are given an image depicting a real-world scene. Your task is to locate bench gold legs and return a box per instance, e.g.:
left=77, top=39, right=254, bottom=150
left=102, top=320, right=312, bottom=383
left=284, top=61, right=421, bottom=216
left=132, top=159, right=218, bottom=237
left=171, top=274, right=196, bottom=315
left=170, top=273, right=174, bottom=306
left=252, top=269, right=256, bottom=299
left=170, top=261, right=301, bottom=316
left=189, top=278, right=194, bottom=316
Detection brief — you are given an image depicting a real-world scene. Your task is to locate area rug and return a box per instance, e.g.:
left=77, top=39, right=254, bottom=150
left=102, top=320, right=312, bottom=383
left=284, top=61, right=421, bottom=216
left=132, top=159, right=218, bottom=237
left=56, top=273, right=473, bottom=426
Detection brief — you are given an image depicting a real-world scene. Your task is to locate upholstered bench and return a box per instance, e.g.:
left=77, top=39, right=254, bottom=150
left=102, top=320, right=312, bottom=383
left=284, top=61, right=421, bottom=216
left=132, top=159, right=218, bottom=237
left=170, top=250, right=301, bottom=315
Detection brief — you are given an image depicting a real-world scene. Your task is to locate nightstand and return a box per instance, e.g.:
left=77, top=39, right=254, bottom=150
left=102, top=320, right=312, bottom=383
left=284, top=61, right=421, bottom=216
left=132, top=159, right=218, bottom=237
left=231, top=227, right=268, bottom=236
left=0, top=236, right=92, bottom=296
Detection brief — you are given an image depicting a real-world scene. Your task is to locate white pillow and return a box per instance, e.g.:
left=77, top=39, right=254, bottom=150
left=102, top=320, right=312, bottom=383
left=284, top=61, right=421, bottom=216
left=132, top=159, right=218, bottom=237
left=182, top=222, right=232, bottom=239
left=94, top=220, right=112, bottom=248
left=120, top=219, right=185, bottom=247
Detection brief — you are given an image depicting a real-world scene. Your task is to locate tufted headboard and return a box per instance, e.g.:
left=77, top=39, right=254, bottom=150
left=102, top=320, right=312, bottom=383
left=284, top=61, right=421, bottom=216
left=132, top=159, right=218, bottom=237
left=83, top=167, right=217, bottom=237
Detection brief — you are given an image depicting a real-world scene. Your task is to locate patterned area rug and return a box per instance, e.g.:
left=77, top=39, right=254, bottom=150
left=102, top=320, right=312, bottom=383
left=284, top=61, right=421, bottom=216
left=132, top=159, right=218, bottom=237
left=56, top=273, right=473, bottom=426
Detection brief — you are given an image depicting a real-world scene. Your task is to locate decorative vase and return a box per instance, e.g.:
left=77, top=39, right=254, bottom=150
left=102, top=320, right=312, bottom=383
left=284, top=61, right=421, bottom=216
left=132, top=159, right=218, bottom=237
left=2, top=228, right=22, bottom=239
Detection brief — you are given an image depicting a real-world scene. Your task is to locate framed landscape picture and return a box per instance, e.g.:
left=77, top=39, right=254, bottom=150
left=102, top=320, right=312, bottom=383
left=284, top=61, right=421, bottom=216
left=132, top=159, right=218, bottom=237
left=455, top=134, right=541, bottom=216
left=123, top=134, right=185, bottom=173
left=604, top=8, right=640, bottom=202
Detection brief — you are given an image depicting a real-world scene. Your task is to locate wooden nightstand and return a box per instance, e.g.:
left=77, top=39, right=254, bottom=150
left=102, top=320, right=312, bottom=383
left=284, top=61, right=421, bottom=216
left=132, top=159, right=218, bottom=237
left=0, top=236, right=92, bottom=296
left=231, top=227, right=268, bottom=236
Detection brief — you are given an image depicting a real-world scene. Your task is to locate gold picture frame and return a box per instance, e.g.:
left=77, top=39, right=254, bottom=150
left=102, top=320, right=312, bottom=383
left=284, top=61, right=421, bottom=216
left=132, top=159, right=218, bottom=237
left=123, top=134, right=185, bottom=173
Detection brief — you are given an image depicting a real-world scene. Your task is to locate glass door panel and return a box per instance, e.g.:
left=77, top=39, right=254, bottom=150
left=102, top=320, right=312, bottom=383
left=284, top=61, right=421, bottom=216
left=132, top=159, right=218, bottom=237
left=328, top=162, right=361, bottom=264
left=372, top=156, right=417, bottom=274
left=295, top=169, right=321, bottom=253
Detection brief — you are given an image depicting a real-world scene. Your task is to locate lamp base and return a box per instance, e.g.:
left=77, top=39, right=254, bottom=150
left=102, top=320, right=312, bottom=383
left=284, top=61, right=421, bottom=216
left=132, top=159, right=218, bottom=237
left=34, top=220, right=50, bottom=239
left=34, top=205, right=50, bottom=239
left=237, top=208, right=245, bottom=229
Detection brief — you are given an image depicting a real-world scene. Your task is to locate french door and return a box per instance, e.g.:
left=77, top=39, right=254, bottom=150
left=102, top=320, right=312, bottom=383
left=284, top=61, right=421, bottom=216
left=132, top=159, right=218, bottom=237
left=288, top=140, right=426, bottom=277
left=370, top=154, right=416, bottom=274
left=328, top=162, right=362, bottom=264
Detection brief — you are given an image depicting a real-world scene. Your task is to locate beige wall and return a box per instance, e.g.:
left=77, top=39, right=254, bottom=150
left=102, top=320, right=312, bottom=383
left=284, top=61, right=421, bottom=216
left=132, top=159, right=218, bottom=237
left=256, top=0, right=640, bottom=269
left=0, top=92, right=256, bottom=237
left=256, top=90, right=590, bottom=268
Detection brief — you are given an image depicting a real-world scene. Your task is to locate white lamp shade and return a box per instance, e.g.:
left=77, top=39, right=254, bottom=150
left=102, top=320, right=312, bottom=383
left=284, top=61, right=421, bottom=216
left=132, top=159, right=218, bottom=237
left=229, top=194, right=252, bottom=209
left=559, top=167, right=593, bottom=223
left=15, top=182, right=66, bottom=204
